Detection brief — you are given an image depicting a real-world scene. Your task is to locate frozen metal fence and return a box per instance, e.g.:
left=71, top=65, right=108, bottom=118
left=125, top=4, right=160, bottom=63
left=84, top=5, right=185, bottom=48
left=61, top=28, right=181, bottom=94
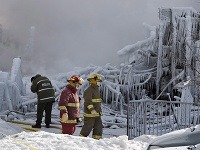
left=127, top=99, right=200, bottom=139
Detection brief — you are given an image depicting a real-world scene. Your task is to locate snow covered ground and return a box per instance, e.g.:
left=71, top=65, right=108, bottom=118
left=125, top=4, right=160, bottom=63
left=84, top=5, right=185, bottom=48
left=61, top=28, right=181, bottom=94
left=1, top=118, right=200, bottom=150
left=0, top=118, right=151, bottom=150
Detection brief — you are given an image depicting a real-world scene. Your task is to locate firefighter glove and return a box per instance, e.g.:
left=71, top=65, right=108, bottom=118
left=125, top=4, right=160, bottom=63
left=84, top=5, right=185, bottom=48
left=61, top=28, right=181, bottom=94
left=61, top=113, right=68, bottom=123
left=76, top=118, right=82, bottom=123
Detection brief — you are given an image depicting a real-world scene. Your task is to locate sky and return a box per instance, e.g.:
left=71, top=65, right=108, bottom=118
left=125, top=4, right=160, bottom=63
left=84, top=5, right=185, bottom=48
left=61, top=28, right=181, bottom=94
left=0, top=0, right=199, bottom=74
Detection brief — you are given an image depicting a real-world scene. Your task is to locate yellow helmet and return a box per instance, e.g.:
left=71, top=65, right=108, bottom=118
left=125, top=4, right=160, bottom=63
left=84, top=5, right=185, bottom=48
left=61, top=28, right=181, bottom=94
left=87, top=73, right=103, bottom=82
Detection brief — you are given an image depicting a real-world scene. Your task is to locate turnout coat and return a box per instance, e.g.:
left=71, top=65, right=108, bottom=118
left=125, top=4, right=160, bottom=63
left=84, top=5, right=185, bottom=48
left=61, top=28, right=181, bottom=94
left=59, top=85, right=80, bottom=124
left=31, top=75, right=55, bottom=103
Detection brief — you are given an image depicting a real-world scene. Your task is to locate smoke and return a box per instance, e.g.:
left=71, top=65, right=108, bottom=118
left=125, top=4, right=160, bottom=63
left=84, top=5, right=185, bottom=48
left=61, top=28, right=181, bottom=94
left=0, top=0, right=199, bottom=74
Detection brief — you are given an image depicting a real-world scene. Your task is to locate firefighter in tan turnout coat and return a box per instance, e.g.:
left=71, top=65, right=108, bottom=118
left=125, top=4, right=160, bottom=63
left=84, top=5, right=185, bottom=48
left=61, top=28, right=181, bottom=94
left=80, top=73, right=103, bottom=140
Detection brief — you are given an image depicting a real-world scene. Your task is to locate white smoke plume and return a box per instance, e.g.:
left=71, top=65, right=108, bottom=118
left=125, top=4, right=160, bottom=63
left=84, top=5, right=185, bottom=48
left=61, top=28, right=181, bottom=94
left=0, top=0, right=199, bottom=74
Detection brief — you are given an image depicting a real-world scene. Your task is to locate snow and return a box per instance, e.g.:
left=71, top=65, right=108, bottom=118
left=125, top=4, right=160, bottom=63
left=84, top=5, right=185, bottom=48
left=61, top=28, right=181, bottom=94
left=0, top=116, right=152, bottom=150
left=0, top=118, right=150, bottom=150
left=0, top=130, right=149, bottom=150
left=1, top=117, right=200, bottom=149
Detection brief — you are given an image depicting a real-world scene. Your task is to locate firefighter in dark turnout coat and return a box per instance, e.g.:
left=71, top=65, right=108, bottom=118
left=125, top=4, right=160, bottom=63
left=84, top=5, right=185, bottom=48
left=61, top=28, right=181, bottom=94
left=80, top=73, right=103, bottom=140
left=59, top=75, right=84, bottom=135
left=31, top=74, right=55, bottom=128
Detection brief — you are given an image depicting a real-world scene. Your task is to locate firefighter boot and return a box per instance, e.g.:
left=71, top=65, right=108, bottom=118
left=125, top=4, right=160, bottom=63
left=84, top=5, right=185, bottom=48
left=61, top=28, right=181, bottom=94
left=32, top=124, right=41, bottom=128
left=45, top=124, right=50, bottom=128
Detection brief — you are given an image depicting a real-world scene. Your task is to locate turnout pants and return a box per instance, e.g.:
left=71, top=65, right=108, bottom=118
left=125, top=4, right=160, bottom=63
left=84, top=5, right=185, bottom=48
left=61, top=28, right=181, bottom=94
left=36, top=101, right=53, bottom=125
left=61, top=123, right=76, bottom=135
left=80, top=117, right=103, bottom=139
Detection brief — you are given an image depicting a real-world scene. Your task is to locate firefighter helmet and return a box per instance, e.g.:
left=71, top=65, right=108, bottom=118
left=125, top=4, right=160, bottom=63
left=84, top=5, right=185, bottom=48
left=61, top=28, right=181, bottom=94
left=87, top=73, right=103, bottom=82
left=31, top=74, right=41, bottom=82
left=67, top=75, right=84, bottom=85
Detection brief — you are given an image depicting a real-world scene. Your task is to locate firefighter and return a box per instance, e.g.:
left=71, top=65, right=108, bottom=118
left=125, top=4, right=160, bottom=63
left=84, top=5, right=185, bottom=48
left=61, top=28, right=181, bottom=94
left=79, top=73, right=103, bottom=140
left=31, top=74, right=55, bottom=128
left=59, top=75, right=84, bottom=135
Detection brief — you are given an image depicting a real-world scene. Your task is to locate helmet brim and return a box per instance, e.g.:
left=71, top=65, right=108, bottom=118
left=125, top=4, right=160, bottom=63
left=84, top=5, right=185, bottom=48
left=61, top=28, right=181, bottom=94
left=87, top=78, right=102, bottom=82
left=68, top=80, right=83, bottom=85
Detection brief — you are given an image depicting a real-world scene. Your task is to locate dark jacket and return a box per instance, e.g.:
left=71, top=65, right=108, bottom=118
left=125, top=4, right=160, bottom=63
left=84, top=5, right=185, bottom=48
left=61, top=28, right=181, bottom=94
left=59, top=85, right=80, bottom=124
left=83, top=83, right=102, bottom=117
left=31, top=75, right=55, bottom=103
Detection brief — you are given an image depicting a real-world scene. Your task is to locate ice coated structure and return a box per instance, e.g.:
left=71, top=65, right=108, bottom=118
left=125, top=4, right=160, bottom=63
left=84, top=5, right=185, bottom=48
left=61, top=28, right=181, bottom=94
left=0, top=7, right=199, bottom=128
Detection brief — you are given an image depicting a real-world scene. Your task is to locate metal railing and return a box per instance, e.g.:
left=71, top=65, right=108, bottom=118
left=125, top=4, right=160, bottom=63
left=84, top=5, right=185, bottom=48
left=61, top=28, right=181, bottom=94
left=127, top=99, right=200, bottom=139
